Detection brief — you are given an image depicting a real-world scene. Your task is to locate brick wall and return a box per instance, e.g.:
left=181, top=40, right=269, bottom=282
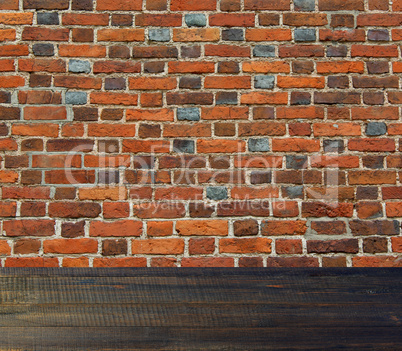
left=0, top=0, right=401, bottom=267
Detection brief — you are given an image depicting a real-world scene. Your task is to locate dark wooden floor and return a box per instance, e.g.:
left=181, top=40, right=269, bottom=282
left=0, top=268, right=401, bottom=350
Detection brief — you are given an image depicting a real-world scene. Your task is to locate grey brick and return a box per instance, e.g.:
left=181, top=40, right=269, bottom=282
left=222, top=29, right=244, bottom=41
left=179, top=77, right=201, bottom=89
left=185, top=14, right=206, bottom=27
left=66, top=91, right=87, bottom=105
left=105, top=77, right=126, bottom=90
left=37, top=12, right=59, bottom=25
left=286, top=155, right=307, bottom=169
left=367, top=29, right=390, bottom=41
left=149, top=28, right=170, bottom=42
left=323, top=140, right=344, bottom=153
left=207, top=186, right=228, bottom=200
left=254, top=76, right=275, bottom=89
left=327, top=45, right=347, bottom=57
left=98, top=170, right=120, bottom=184
left=295, top=28, right=316, bottom=42
left=248, top=138, right=270, bottom=152
left=294, top=0, right=315, bottom=11
left=173, top=140, right=195, bottom=153
left=283, top=186, right=304, bottom=199
left=69, top=60, right=91, bottom=74
left=250, top=171, right=271, bottom=184
left=177, top=108, right=200, bottom=121
left=253, top=45, right=275, bottom=57
left=33, top=43, right=54, bottom=56
left=366, top=122, right=387, bottom=136
left=216, top=92, right=237, bottom=105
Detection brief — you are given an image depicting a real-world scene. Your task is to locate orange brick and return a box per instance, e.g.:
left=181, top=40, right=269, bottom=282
left=132, top=238, right=184, bottom=254
left=219, top=238, right=272, bottom=253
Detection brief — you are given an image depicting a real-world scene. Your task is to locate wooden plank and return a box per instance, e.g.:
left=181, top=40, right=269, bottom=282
left=0, top=268, right=401, bottom=349
left=0, top=327, right=401, bottom=350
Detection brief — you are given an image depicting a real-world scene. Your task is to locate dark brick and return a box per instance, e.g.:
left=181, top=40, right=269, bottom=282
left=328, top=76, right=349, bottom=89
left=112, top=14, right=133, bottom=26
left=239, top=257, right=263, bottom=267
left=327, top=45, right=347, bottom=57
left=250, top=171, right=271, bottom=184
left=105, top=77, right=126, bottom=90
left=109, top=46, right=131, bottom=59
left=218, top=61, right=239, bottom=73
left=253, top=107, right=274, bottom=119
left=363, top=237, right=388, bottom=253
left=307, top=239, right=359, bottom=254
left=37, top=12, right=59, bottom=25
left=210, top=155, right=231, bottom=168
left=72, top=28, right=94, bottom=42
left=30, top=74, right=51, bottom=87
left=179, top=77, right=201, bottom=89
left=73, top=107, right=98, bottom=121
left=291, top=92, right=311, bottom=105
left=222, top=28, right=244, bottom=41
left=216, top=91, right=237, bottom=105
left=0, top=91, right=11, bottom=104
left=233, top=218, right=259, bottom=236
left=98, top=140, right=119, bottom=153
left=138, top=124, right=161, bottom=138
left=367, top=29, right=390, bottom=41
left=367, top=61, right=389, bottom=74
left=102, top=239, right=127, bottom=256
left=323, top=139, right=344, bottom=153
left=331, top=14, right=354, bottom=28
left=21, top=139, right=43, bottom=151
left=259, top=13, right=280, bottom=26
left=0, top=123, right=8, bottom=136
left=189, top=202, right=214, bottom=217
left=101, top=109, right=123, bottom=121
left=363, top=155, right=385, bottom=169
left=363, top=92, right=384, bottom=105
left=181, top=46, right=201, bottom=58
left=292, top=60, right=314, bottom=74
left=71, top=0, right=93, bottom=10
left=14, top=239, right=41, bottom=254
left=61, top=221, right=85, bottom=238
left=356, top=186, right=378, bottom=200
left=144, top=61, right=165, bottom=73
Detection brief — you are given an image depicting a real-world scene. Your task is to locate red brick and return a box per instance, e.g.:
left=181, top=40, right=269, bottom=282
left=170, top=0, right=216, bottom=11
left=3, top=219, right=55, bottom=237
left=244, top=0, right=290, bottom=10
left=90, top=220, right=142, bottom=237
left=266, top=257, right=319, bottom=267
left=189, top=238, right=215, bottom=255
left=353, top=256, right=402, bottom=267
left=5, top=258, right=59, bottom=267
left=181, top=257, right=234, bottom=267
left=132, top=239, right=184, bottom=254
left=93, top=257, right=147, bottom=267
left=176, top=220, right=228, bottom=236
left=133, top=203, right=186, bottom=219
left=276, top=239, right=303, bottom=254
left=63, top=257, right=89, bottom=267
left=49, top=203, right=101, bottom=218
left=44, top=238, right=98, bottom=254
left=97, top=0, right=142, bottom=10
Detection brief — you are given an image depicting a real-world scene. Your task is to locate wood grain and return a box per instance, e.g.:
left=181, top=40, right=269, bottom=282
left=0, top=268, right=401, bottom=350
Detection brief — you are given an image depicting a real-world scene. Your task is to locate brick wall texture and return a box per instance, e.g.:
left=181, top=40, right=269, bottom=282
left=0, top=0, right=402, bottom=268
